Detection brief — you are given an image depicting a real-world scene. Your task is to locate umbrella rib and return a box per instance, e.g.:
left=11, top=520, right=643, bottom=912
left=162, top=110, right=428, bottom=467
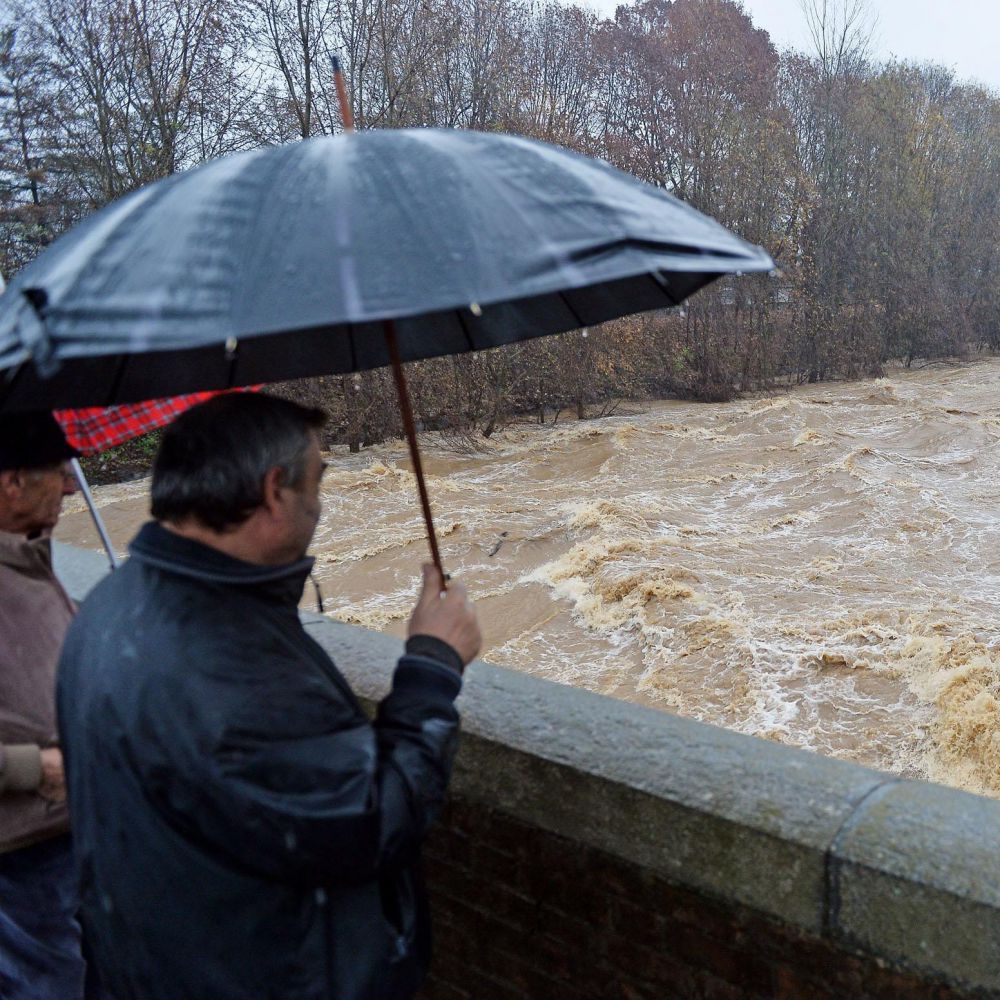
left=558, top=290, right=587, bottom=330
left=0, top=362, right=24, bottom=409
left=348, top=324, right=358, bottom=372
left=104, top=355, right=129, bottom=408
left=455, top=308, right=476, bottom=352
left=649, top=270, right=681, bottom=307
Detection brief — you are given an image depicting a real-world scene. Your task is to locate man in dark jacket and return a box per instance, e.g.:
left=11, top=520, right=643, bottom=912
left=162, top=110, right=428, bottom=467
left=57, top=393, right=481, bottom=1000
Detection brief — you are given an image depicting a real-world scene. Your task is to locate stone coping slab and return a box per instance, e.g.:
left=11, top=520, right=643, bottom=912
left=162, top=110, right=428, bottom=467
left=832, top=780, right=1000, bottom=988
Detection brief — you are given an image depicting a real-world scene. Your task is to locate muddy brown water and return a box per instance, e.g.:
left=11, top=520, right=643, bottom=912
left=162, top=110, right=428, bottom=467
left=56, top=359, right=1000, bottom=797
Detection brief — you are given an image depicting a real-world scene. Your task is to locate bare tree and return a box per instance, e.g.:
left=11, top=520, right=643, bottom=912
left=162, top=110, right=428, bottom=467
left=0, top=25, right=60, bottom=270
left=2, top=0, right=998, bottom=437
left=800, top=0, right=876, bottom=82
left=11, top=0, right=252, bottom=205
left=244, top=0, right=341, bottom=140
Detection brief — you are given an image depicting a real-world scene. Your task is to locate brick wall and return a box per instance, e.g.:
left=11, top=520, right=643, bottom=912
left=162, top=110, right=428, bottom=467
left=417, top=799, right=986, bottom=1000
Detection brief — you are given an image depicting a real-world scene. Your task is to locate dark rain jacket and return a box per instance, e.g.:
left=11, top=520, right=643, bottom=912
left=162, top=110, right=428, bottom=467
left=57, top=522, right=462, bottom=1000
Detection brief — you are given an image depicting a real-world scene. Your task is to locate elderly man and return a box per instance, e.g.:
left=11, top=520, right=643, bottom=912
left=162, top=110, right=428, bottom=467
left=0, top=412, right=90, bottom=999
left=58, top=392, right=481, bottom=1000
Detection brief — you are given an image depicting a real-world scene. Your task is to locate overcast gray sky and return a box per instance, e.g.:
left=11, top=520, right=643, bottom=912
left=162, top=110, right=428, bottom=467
left=583, top=0, right=1000, bottom=92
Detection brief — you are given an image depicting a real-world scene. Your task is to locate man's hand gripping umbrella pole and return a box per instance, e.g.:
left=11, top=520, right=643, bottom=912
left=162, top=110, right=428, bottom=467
left=333, top=56, right=450, bottom=592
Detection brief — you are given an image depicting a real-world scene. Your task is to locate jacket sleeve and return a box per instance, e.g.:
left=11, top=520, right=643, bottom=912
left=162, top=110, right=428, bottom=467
left=146, top=649, right=461, bottom=886
left=0, top=743, right=42, bottom=794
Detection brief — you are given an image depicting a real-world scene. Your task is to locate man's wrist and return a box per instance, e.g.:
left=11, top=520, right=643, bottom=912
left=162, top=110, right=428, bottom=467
left=405, top=634, right=464, bottom=674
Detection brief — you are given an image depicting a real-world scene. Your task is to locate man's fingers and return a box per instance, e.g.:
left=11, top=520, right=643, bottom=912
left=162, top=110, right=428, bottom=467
left=417, top=563, right=444, bottom=603
left=416, top=564, right=469, bottom=605
left=407, top=566, right=481, bottom=664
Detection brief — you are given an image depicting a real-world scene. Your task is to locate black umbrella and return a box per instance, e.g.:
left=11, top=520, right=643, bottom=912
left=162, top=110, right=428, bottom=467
left=0, top=128, right=773, bottom=576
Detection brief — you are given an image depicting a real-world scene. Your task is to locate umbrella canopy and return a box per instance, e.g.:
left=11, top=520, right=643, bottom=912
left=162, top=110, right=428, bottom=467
left=55, top=392, right=222, bottom=453
left=54, top=387, right=261, bottom=453
left=51, top=393, right=227, bottom=570
left=0, top=128, right=772, bottom=413
left=49, top=388, right=261, bottom=572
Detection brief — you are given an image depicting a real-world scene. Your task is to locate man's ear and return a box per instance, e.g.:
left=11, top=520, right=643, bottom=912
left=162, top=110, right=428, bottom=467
left=259, top=466, right=286, bottom=517
left=0, top=469, right=23, bottom=498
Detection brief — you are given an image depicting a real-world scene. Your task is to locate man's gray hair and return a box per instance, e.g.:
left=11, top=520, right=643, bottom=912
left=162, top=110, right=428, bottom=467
left=151, top=393, right=327, bottom=532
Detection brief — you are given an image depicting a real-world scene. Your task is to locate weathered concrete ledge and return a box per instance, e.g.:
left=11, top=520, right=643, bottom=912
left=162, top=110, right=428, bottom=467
left=306, top=613, right=1000, bottom=993
left=55, top=543, right=1000, bottom=994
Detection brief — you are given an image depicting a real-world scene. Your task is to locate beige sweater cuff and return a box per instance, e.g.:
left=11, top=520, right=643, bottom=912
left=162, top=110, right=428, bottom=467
left=1, top=744, right=42, bottom=793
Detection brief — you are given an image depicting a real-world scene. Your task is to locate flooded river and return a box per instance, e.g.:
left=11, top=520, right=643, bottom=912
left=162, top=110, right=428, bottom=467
left=56, top=359, right=1000, bottom=797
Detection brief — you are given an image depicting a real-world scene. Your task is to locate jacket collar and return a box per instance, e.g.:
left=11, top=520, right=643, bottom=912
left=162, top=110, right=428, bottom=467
left=129, top=521, right=315, bottom=604
left=0, top=528, right=54, bottom=577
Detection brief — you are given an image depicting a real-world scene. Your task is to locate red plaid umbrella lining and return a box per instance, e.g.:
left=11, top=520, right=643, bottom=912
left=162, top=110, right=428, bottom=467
left=50, top=388, right=260, bottom=572
left=54, top=389, right=258, bottom=454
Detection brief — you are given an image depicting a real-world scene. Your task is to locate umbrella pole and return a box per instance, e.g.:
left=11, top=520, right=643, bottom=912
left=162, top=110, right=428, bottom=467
left=332, top=56, right=354, bottom=133
left=332, top=61, right=445, bottom=585
left=383, top=320, right=447, bottom=590
left=70, top=458, right=120, bottom=571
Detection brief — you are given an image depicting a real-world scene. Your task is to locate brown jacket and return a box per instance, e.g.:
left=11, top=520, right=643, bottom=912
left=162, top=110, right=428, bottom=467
left=0, top=529, right=74, bottom=852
